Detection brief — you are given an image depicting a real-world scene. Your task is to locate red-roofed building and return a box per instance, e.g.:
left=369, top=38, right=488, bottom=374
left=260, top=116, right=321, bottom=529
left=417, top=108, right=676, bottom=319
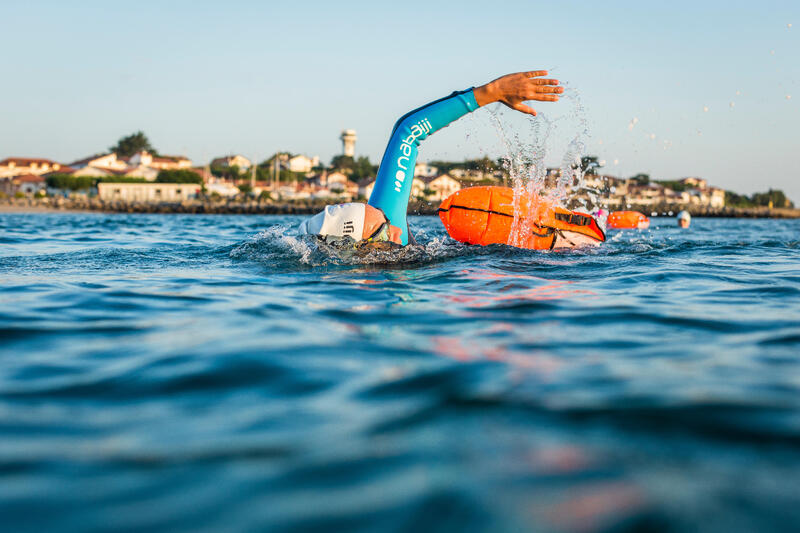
left=0, top=158, right=64, bottom=178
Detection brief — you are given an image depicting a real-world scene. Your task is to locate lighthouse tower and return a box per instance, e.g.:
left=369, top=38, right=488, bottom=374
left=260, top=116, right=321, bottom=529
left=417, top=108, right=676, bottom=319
left=340, top=129, right=357, bottom=157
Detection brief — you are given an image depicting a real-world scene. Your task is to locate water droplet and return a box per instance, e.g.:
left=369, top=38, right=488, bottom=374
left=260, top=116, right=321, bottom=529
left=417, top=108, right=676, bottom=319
left=613, top=159, right=619, bottom=165
left=649, top=133, right=656, bottom=140
left=788, top=23, right=793, bottom=29
left=703, top=105, right=709, bottom=112
left=770, top=50, right=776, bottom=55
left=729, top=101, right=735, bottom=108
left=735, top=90, right=741, bottom=96
left=787, top=95, right=793, bottom=100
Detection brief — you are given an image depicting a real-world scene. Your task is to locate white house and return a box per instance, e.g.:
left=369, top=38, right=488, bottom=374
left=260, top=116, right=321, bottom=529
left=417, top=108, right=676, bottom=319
left=97, top=182, right=201, bottom=202
left=709, top=187, right=725, bottom=208
left=358, top=178, right=375, bottom=199
left=287, top=155, right=319, bottom=173
left=121, top=166, right=160, bottom=181
left=410, top=178, right=427, bottom=199
left=205, top=182, right=240, bottom=197
left=69, top=153, right=128, bottom=171
left=323, top=171, right=349, bottom=188
left=679, top=177, right=707, bottom=189
left=415, top=162, right=438, bottom=178
left=422, top=174, right=461, bottom=201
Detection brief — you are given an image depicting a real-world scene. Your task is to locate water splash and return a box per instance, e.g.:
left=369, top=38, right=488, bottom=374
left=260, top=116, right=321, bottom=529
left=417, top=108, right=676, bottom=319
left=229, top=224, right=490, bottom=267
left=486, top=86, right=593, bottom=248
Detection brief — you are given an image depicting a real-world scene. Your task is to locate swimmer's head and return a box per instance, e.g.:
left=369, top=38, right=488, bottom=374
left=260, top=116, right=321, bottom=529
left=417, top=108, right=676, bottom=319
left=299, top=203, right=403, bottom=245
left=677, top=210, right=691, bottom=228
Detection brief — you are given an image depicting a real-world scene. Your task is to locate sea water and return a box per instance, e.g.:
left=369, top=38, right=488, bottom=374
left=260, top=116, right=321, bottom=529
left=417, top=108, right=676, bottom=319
left=1, top=212, right=799, bottom=532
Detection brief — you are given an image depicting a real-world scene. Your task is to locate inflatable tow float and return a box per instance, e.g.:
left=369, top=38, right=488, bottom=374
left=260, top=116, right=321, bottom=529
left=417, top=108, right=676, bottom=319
left=606, top=210, right=650, bottom=230
left=438, top=186, right=605, bottom=250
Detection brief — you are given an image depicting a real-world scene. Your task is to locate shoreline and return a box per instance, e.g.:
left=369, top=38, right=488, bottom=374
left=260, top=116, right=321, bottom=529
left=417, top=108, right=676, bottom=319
left=2, top=197, right=799, bottom=218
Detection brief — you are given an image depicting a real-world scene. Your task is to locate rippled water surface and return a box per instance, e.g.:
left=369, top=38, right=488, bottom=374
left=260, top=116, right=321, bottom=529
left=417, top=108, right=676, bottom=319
left=1, top=212, right=799, bottom=532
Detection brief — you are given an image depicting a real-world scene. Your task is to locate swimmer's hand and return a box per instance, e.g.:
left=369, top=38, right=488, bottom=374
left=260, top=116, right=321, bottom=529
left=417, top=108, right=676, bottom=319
left=473, top=70, right=563, bottom=116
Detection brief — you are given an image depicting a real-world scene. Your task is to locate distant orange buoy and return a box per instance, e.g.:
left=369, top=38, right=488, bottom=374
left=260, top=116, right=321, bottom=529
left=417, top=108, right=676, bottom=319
left=438, top=186, right=605, bottom=250
left=606, top=211, right=650, bottom=230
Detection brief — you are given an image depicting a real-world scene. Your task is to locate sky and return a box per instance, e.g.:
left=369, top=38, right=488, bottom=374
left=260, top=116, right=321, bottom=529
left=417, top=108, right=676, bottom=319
left=1, top=0, right=797, bottom=201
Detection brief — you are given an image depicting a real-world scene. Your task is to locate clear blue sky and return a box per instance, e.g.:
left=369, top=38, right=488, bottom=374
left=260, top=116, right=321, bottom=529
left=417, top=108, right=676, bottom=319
left=1, top=1, right=797, bottom=201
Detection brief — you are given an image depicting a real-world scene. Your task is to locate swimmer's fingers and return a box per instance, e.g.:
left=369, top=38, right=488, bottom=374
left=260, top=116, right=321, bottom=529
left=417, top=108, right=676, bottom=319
left=523, top=70, right=549, bottom=78
left=528, top=94, right=561, bottom=102
left=528, top=86, right=563, bottom=95
left=530, top=78, right=561, bottom=86
left=510, top=101, right=538, bottom=117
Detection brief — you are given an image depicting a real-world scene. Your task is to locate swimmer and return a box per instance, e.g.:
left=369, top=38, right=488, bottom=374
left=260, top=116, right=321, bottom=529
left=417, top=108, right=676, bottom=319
left=677, top=210, right=691, bottom=228
left=299, top=71, right=564, bottom=246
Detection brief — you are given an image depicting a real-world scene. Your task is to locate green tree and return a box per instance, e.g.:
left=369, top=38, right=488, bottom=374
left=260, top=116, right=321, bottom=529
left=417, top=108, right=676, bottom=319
left=630, top=173, right=650, bottom=185
left=464, top=156, right=498, bottom=172
left=725, top=190, right=753, bottom=207
left=45, top=174, right=95, bottom=190
left=351, top=156, right=376, bottom=180
left=210, top=164, right=243, bottom=181
left=429, top=160, right=459, bottom=173
left=330, top=155, right=355, bottom=172
left=751, top=189, right=793, bottom=208
left=110, top=131, right=156, bottom=157
left=155, top=169, right=203, bottom=184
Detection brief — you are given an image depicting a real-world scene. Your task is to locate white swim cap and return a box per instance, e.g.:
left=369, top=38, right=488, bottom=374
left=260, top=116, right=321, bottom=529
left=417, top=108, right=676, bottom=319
left=677, top=210, right=691, bottom=221
left=298, top=203, right=365, bottom=240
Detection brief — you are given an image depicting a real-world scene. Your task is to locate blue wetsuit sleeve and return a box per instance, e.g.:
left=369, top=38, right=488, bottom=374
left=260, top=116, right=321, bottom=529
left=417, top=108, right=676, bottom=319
left=368, top=88, right=479, bottom=245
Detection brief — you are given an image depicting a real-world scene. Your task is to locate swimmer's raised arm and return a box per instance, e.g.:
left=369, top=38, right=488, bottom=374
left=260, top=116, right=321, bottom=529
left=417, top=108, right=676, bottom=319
left=300, top=70, right=564, bottom=247
left=473, top=70, right=563, bottom=117
left=368, top=70, right=564, bottom=244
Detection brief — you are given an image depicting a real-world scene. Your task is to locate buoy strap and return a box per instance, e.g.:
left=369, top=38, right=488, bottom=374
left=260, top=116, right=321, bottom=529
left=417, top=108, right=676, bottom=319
left=437, top=205, right=512, bottom=218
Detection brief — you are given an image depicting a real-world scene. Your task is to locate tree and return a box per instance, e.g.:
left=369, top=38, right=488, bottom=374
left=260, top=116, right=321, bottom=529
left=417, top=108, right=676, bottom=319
left=725, top=190, right=753, bottom=207
left=351, top=156, right=376, bottom=180
left=464, top=156, right=498, bottom=172
left=45, top=174, right=95, bottom=190
left=751, top=189, right=793, bottom=208
left=330, top=155, right=355, bottom=172
left=155, top=169, right=203, bottom=184
left=110, top=131, right=156, bottom=157
left=429, top=160, right=460, bottom=173
left=630, top=173, right=650, bottom=185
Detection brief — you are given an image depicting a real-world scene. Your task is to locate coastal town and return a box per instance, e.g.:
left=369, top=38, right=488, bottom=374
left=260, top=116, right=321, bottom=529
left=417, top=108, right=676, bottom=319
left=0, top=130, right=794, bottom=214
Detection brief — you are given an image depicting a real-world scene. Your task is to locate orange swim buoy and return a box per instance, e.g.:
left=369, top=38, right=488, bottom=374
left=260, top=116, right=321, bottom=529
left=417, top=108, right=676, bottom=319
left=438, top=186, right=605, bottom=250
left=606, top=211, right=650, bottom=229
